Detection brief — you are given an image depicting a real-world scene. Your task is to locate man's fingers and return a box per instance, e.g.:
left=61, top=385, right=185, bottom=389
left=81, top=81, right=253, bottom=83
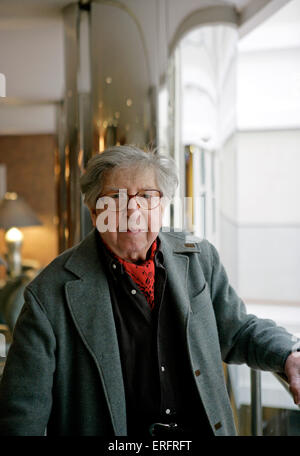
left=284, top=353, right=300, bottom=405
left=287, top=373, right=300, bottom=405
left=289, top=378, right=300, bottom=405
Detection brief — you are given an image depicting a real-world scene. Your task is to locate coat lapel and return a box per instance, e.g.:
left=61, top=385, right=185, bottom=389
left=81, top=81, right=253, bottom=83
left=63, top=230, right=127, bottom=435
left=159, top=232, right=195, bottom=325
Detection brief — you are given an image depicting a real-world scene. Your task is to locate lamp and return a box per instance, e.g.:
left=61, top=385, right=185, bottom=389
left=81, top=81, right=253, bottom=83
left=0, top=192, right=41, bottom=277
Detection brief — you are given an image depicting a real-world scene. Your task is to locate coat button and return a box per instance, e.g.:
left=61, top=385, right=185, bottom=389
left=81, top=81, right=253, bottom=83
left=112, top=264, right=116, bottom=269
left=131, top=289, right=136, bottom=295
left=195, top=369, right=201, bottom=377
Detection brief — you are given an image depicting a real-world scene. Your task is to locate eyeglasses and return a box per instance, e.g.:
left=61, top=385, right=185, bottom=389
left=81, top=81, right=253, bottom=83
left=97, top=189, right=163, bottom=212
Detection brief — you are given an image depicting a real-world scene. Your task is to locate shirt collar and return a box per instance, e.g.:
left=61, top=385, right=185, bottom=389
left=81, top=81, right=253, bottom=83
left=95, top=231, right=164, bottom=275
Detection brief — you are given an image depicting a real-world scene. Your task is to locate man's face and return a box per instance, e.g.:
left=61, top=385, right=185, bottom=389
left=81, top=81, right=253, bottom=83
left=90, top=166, right=165, bottom=262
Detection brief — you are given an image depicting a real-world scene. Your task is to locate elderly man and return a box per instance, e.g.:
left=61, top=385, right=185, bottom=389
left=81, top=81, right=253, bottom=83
left=0, top=145, right=299, bottom=436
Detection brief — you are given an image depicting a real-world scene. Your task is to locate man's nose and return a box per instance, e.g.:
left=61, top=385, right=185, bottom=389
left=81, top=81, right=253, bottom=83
left=127, top=196, right=140, bottom=212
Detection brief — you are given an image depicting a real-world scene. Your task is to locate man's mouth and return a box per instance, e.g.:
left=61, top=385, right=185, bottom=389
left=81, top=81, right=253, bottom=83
left=126, top=229, right=141, bottom=234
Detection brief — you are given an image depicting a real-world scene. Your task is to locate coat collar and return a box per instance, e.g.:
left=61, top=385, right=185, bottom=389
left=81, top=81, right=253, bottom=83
left=63, top=229, right=101, bottom=279
left=64, top=229, right=201, bottom=279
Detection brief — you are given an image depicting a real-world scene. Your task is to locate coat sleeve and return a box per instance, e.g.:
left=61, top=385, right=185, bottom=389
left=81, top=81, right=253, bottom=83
left=207, top=242, right=295, bottom=373
left=0, top=287, right=56, bottom=436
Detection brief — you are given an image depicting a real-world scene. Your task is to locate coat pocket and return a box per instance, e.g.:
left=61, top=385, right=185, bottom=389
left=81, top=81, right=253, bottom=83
left=189, top=282, right=212, bottom=315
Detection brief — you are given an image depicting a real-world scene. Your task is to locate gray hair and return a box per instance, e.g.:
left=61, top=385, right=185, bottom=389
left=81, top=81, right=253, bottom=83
left=80, top=145, right=179, bottom=209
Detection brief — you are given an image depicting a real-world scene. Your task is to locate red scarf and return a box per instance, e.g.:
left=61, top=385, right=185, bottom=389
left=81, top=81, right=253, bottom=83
left=105, top=240, right=157, bottom=310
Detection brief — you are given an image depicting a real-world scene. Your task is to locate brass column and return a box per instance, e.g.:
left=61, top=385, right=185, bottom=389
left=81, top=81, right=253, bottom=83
left=57, top=2, right=93, bottom=252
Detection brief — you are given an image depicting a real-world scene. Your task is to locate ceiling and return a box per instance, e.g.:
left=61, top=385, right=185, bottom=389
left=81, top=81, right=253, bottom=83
left=222, top=0, right=255, bottom=12
left=0, top=0, right=293, bottom=42
left=0, top=0, right=286, bottom=17
left=239, top=0, right=300, bottom=51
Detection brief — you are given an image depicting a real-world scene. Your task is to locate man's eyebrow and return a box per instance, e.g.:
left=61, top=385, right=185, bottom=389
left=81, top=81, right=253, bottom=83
left=103, top=187, right=119, bottom=192
left=102, top=186, right=155, bottom=192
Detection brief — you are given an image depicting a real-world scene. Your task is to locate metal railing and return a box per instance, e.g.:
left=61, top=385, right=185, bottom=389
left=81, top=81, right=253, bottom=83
left=250, top=369, right=263, bottom=435
left=250, top=369, right=300, bottom=436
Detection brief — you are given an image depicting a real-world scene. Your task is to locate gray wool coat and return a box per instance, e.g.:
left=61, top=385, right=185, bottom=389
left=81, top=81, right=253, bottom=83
left=0, top=229, right=294, bottom=436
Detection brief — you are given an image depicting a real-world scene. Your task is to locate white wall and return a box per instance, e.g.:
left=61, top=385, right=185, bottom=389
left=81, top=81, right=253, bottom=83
left=219, top=0, right=300, bottom=304
left=237, top=130, right=300, bottom=224
left=234, top=0, right=300, bottom=304
left=237, top=48, right=300, bottom=130
left=0, top=17, right=64, bottom=100
left=238, top=225, right=300, bottom=302
left=0, top=104, right=57, bottom=134
left=236, top=129, right=300, bottom=302
left=0, top=15, right=65, bottom=134
left=219, top=133, right=239, bottom=288
left=219, top=0, right=300, bottom=306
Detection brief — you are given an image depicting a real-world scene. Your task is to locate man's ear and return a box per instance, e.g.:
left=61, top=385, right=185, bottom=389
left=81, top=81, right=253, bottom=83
left=89, top=208, right=97, bottom=227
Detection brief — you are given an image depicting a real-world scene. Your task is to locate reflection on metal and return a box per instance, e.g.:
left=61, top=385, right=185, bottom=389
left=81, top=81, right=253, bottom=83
left=185, top=145, right=193, bottom=232
left=91, top=1, right=155, bottom=152
left=250, top=369, right=263, bottom=436
left=78, top=6, right=94, bottom=240
left=79, top=93, right=93, bottom=169
left=93, top=0, right=151, bottom=78
left=56, top=102, right=68, bottom=253
left=0, top=98, right=60, bottom=106
left=105, top=125, right=117, bottom=148
left=62, top=4, right=81, bottom=249
left=56, top=3, right=93, bottom=252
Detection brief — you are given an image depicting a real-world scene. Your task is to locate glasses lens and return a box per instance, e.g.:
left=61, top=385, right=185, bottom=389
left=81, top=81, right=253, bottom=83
left=136, top=191, right=161, bottom=209
left=98, top=194, right=120, bottom=211
left=98, top=191, right=161, bottom=211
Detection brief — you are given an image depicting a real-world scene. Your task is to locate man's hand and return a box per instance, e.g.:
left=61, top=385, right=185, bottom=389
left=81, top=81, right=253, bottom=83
left=284, top=352, right=300, bottom=405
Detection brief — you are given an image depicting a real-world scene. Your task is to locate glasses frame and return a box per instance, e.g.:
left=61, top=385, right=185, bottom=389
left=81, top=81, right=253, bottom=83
left=97, top=189, right=163, bottom=212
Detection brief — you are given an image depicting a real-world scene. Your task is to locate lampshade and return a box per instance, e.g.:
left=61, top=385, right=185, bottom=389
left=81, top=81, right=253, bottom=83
left=0, top=192, right=42, bottom=230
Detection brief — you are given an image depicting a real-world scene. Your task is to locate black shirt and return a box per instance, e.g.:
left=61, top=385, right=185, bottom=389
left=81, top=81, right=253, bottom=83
left=96, top=233, right=213, bottom=436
